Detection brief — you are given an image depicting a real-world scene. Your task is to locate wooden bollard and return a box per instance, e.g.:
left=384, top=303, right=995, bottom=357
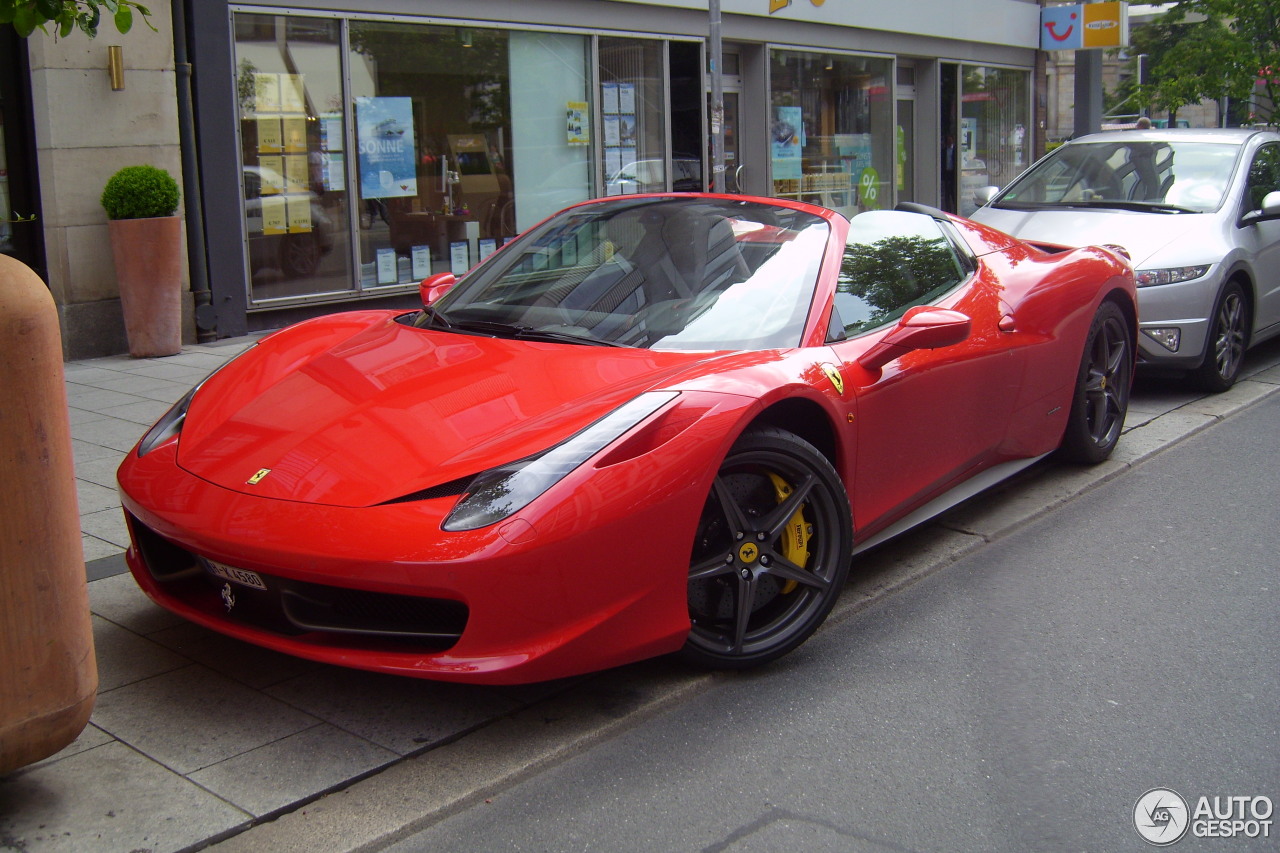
left=0, top=254, right=96, bottom=775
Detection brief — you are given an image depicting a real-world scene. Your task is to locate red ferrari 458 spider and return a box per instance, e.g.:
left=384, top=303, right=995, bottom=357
left=119, top=194, right=1136, bottom=684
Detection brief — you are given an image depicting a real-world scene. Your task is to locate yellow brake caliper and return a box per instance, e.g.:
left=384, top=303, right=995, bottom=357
left=767, top=473, right=811, bottom=592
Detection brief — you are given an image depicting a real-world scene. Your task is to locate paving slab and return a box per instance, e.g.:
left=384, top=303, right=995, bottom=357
left=0, top=742, right=249, bottom=853
left=188, top=724, right=398, bottom=817
left=91, top=666, right=322, bottom=776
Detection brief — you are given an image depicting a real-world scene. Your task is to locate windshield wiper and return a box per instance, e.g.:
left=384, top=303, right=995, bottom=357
left=418, top=305, right=454, bottom=329
left=996, top=199, right=1199, bottom=214
left=448, top=318, right=625, bottom=347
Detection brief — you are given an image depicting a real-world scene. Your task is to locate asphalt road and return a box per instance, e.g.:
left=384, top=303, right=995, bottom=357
left=376, top=394, right=1280, bottom=853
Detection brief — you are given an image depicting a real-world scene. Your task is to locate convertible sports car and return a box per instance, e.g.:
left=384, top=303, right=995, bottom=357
left=119, top=194, right=1136, bottom=684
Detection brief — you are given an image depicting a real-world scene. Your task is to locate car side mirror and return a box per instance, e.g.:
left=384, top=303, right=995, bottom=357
left=1244, top=189, right=1280, bottom=224
left=419, top=272, right=456, bottom=306
left=974, top=186, right=1000, bottom=207
left=857, top=307, right=972, bottom=372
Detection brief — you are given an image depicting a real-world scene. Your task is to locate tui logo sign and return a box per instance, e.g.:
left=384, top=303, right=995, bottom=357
left=769, top=0, right=826, bottom=13
left=1040, top=2, right=1128, bottom=51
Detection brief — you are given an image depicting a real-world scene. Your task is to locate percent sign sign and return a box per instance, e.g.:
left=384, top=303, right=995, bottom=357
left=859, top=168, right=880, bottom=209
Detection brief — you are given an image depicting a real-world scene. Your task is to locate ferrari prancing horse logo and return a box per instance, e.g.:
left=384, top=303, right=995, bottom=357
left=247, top=468, right=272, bottom=485
left=822, top=365, right=845, bottom=395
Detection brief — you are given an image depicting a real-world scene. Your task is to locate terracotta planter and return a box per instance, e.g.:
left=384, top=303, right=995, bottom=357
left=108, top=216, right=184, bottom=357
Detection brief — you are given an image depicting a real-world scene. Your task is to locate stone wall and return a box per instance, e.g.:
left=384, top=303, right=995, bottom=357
left=26, top=11, right=188, bottom=359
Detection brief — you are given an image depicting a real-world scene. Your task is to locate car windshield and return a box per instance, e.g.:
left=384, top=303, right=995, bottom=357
left=993, top=140, right=1242, bottom=213
left=411, top=197, right=830, bottom=351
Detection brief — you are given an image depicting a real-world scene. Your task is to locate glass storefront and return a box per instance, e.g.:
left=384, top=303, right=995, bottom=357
left=235, top=13, right=594, bottom=305
left=957, top=64, right=1031, bottom=216
left=599, top=37, right=667, bottom=196
left=226, top=10, right=1029, bottom=318
left=350, top=21, right=512, bottom=287
left=769, top=50, right=893, bottom=219
left=235, top=16, right=356, bottom=302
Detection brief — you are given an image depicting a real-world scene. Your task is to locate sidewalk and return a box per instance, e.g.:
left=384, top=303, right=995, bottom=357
left=2, top=337, right=1279, bottom=853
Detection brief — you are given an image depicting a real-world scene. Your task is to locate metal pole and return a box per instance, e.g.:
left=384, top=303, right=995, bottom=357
left=709, top=0, right=726, bottom=191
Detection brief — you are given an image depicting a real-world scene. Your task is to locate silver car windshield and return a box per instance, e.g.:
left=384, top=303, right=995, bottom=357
left=995, top=141, right=1241, bottom=213
left=416, top=197, right=830, bottom=351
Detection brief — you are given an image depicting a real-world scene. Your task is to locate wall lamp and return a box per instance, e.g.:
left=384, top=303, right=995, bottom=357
left=108, top=45, right=125, bottom=91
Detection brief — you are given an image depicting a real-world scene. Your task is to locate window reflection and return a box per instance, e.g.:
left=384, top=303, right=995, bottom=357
left=600, top=38, right=669, bottom=196
left=958, top=65, right=1031, bottom=215
left=349, top=23, right=513, bottom=287
left=769, top=51, right=893, bottom=218
left=235, top=14, right=354, bottom=302
left=835, top=211, right=966, bottom=336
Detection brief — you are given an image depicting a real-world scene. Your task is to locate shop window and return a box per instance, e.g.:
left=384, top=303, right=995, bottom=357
left=348, top=22, right=516, bottom=286
left=958, top=65, right=1030, bottom=216
left=770, top=51, right=893, bottom=218
left=509, top=31, right=593, bottom=232
left=235, top=14, right=354, bottom=302
left=599, top=38, right=668, bottom=196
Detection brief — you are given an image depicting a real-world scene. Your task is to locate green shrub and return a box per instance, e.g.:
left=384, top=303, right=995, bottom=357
left=100, top=165, right=181, bottom=220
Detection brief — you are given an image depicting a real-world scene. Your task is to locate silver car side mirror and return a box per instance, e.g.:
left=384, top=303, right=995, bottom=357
left=973, top=186, right=1000, bottom=207
left=1241, top=190, right=1280, bottom=226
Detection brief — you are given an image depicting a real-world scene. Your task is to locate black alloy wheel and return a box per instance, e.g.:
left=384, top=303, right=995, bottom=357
left=1192, top=280, right=1248, bottom=393
left=1060, top=300, right=1132, bottom=464
left=682, top=427, right=852, bottom=669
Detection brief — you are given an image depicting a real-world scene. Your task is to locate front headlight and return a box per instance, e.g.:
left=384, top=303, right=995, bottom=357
left=137, top=385, right=198, bottom=457
left=442, top=391, right=679, bottom=531
left=135, top=343, right=257, bottom=457
left=1135, top=265, right=1210, bottom=287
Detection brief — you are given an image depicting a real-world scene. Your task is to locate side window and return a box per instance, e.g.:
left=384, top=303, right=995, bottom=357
left=1245, top=144, right=1280, bottom=212
left=833, top=210, right=969, bottom=338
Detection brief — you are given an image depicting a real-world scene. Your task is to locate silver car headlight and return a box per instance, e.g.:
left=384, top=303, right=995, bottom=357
left=442, top=391, right=678, bottom=532
left=135, top=344, right=257, bottom=457
left=137, top=385, right=198, bottom=457
left=1135, top=265, right=1210, bottom=287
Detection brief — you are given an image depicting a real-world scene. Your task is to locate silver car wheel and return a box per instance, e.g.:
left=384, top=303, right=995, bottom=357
left=1211, top=290, right=1246, bottom=380
left=1193, top=281, right=1249, bottom=393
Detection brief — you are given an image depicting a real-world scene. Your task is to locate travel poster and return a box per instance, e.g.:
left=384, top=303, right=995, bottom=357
left=356, top=96, right=418, bottom=200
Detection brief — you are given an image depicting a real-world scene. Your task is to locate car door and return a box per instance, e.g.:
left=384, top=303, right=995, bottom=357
left=827, top=210, right=1023, bottom=535
left=1239, top=141, right=1280, bottom=335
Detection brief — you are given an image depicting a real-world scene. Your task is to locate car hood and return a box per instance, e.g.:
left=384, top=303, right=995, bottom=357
left=970, top=206, right=1216, bottom=268
left=176, top=312, right=731, bottom=507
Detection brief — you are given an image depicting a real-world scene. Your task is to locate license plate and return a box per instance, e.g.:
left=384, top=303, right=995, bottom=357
left=203, top=558, right=267, bottom=590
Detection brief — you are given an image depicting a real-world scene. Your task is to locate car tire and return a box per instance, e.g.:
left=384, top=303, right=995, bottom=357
left=681, top=426, right=852, bottom=669
left=1191, top=280, right=1248, bottom=393
left=1059, top=301, right=1132, bottom=464
left=280, top=232, right=322, bottom=278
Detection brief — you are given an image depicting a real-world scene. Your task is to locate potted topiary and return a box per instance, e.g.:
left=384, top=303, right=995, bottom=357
left=101, top=165, right=184, bottom=357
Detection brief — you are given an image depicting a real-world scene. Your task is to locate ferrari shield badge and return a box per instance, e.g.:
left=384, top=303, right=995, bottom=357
left=247, top=468, right=272, bottom=485
left=822, top=365, right=845, bottom=395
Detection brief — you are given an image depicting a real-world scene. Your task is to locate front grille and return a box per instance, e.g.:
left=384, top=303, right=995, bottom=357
left=126, top=512, right=467, bottom=649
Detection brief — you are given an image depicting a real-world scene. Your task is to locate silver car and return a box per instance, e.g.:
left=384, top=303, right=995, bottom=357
left=972, top=128, right=1280, bottom=391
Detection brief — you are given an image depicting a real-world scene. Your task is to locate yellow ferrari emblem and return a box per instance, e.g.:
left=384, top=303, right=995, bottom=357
left=822, top=365, right=845, bottom=395
left=738, top=542, right=760, bottom=564
left=246, top=468, right=272, bottom=485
